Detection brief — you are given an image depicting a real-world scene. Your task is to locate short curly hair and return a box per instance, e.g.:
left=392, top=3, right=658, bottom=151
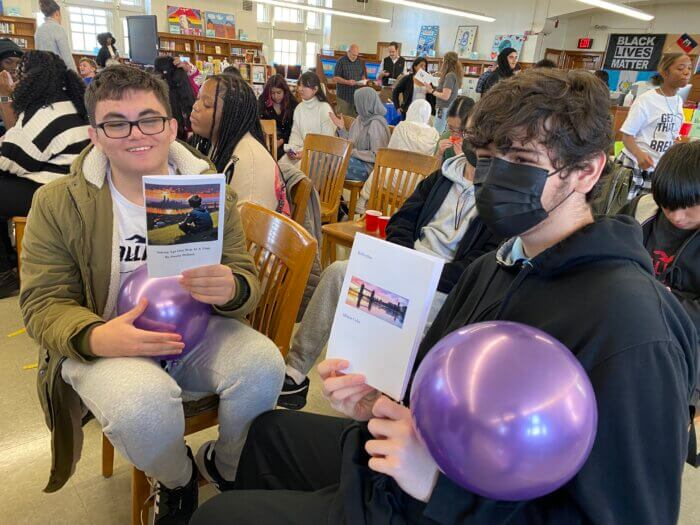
left=467, top=68, right=613, bottom=171
left=84, top=64, right=171, bottom=125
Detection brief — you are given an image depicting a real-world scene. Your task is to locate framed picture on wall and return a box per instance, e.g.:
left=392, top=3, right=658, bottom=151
left=454, top=26, right=478, bottom=58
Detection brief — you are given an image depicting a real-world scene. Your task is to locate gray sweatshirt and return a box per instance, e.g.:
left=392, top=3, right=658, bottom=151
left=337, top=119, right=391, bottom=164
left=35, top=18, right=77, bottom=71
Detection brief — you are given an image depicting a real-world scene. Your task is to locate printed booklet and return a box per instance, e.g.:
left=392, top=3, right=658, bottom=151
left=142, top=174, right=226, bottom=278
left=327, top=234, right=444, bottom=400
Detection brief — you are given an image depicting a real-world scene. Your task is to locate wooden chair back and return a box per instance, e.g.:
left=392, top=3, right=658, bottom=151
left=240, top=202, right=317, bottom=356
left=299, top=134, right=352, bottom=223
left=12, top=217, right=26, bottom=277
left=260, top=119, right=277, bottom=160
left=367, top=148, right=439, bottom=216
left=289, top=175, right=314, bottom=225
left=342, top=114, right=355, bottom=131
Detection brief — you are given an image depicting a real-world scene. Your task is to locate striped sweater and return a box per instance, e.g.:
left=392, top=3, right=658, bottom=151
left=0, top=100, right=90, bottom=185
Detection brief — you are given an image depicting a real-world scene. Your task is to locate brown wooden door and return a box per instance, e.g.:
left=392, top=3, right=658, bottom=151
left=562, top=51, right=603, bottom=71
left=544, top=48, right=563, bottom=68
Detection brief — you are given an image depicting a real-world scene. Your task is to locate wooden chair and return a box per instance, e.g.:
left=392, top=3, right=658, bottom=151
left=289, top=175, right=314, bottom=226
left=260, top=119, right=277, bottom=161
left=322, top=148, right=439, bottom=266
left=102, top=204, right=317, bottom=525
left=11, top=217, right=26, bottom=278
left=299, top=134, right=352, bottom=224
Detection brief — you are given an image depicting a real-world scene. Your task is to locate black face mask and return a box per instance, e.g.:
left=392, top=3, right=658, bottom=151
left=474, top=157, right=568, bottom=237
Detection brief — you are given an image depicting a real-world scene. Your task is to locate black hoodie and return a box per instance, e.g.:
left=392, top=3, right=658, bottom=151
left=339, top=216, right=697, bottom=524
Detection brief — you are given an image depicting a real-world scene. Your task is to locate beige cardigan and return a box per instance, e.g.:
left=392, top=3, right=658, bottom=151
left=226, top=132, right=281, bottom=212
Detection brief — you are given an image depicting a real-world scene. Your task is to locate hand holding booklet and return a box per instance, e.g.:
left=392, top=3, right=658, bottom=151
left=326, top=234, right=444, bottom=401
left=143, top=174, right=226, bottom=278
left=414, top=68, right=439, bottom=87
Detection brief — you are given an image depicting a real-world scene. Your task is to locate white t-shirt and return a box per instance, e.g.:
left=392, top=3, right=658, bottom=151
left=412, top=83, right=427, bottom=102
left=620, top=89, right=684, bottom=171
left=108, top=165, right=176, bottom=290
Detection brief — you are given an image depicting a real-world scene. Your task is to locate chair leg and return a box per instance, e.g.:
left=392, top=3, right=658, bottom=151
left=347, top=187, right=360, bottom=221
left=132, top=467, right=152, bottom=525
left=101, top=433, right=114, bottom=478
left=321, top=235, right=330, bottom=268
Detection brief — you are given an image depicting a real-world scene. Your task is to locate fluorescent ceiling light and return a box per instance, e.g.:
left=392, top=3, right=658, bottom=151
left=377, top=0, right=495, bottom=22
left=577, top=0, right=654, bottom=21
left=254, top=0, right=391, bottom=23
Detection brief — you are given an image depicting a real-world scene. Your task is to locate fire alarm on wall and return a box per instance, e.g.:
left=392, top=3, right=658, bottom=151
left=578, top=38, right=593, bottom=49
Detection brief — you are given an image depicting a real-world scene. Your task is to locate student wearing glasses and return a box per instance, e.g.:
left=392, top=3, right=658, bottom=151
left=18, top=65, right=285, bottom=524
left=435, top=96, right=475, bottom=164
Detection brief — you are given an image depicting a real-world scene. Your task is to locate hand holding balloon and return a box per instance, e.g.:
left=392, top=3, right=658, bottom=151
left=90, top=298, right=185, bottom=358
left=366, top=396, right=439, bottom=502
left=179, top=264, right=237, bottom=305
left=318, top=358, right=380, bottom=421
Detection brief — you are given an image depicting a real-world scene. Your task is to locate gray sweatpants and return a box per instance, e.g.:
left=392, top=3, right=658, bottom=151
left=62, top=316, right=285, bottom=488
left=287, top=260, right=447, bottom=377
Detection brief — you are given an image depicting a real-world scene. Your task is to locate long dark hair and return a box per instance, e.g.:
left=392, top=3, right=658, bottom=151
left=260, top=74, right=295, bottom=122
left=298, top=71, right=328, bottom=103
left=154, top=56, right=195, bottom=141
left=497, top=47, right=517, bottom=78
left=411, top=57, right=428, bottom=75
left=13, top=50, right=87, bottom=124
left=191, top=74, right=265, bottom=174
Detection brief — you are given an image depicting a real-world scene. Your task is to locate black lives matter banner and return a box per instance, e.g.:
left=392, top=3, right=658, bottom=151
left=603, top=34, right=666, bottom=71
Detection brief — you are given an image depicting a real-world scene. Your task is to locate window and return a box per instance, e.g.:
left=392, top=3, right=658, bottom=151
left=274, top=39, right=300, bottom=65
left=68, top=6, right=109, bottom=53
left=257, top=4, right=269, bottom=23
left=305, top=41, right=319, bottom=69
left=122, top=18, right=129, bottom=58
left=307, top=0, right=322, bottom=29
left=274, top=4, right=303, bottom=24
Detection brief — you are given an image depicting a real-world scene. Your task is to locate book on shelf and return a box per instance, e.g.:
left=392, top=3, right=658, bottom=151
left=245, top=49, right=255, bottom=63
left=0, top=23, right=16, bottom=34
left=184, top=43, right=191, bottom=52
left=232, top=47, right=242, bottom=56
left=215, top=45, right=221, bottom=55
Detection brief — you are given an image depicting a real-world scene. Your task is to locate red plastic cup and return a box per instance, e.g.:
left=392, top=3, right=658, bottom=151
left=365, top=210, right=381, bottom=232
left=377, top=216, right=390, bottom=238
left=680, top=122, right=692, bottom=137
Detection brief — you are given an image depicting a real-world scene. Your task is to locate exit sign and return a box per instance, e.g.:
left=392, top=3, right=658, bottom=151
left=578, top=38, right=593, bottom=49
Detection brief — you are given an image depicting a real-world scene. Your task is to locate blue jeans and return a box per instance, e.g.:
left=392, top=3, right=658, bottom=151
left=434, top=107, right=448, bottom=134
left=345, top=157, right=373, bottom=182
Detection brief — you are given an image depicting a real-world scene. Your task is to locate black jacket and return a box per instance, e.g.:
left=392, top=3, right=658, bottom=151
left=96, top=45, right=117, bottom=68
left=623, top=194, right=700, bottom=331
left=381, top=56, right=406, bottom=87
left=259, top=98, right=298, bottom=160
left=341, top=216, right=697, bottom=524
left=385, top=171, right=501, bottom=294
left=391, top=74, right=436, bottom=117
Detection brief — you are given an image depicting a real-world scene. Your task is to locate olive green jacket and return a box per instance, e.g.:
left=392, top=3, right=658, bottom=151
left=19, top=141, right=261, bottom=492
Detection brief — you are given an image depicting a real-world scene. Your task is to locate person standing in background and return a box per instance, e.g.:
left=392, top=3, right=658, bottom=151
left=332, top=44, right=365, bottom=118
left=95, top=32, right=119, bottom=68
left=377, top=42, right=405, bottom=88
left=425, top=51, right=462, bottom=133
left=481, top=47, right=517, bottom=94
left=619, top=53, right=692, bottom=200
left=391, top=57, right=435, bottom=120
left=35, top=0, right=77, bottom=71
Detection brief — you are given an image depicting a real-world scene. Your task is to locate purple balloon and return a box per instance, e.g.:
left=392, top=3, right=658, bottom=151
left=410, top=321, right=597, bottom=501
left=117, top=265, right=211, bottom=360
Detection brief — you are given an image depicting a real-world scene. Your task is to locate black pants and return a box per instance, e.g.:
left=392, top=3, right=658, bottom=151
left=0, top=176, right=40, bottom=271
left=191, top=411, right=353, bottom=525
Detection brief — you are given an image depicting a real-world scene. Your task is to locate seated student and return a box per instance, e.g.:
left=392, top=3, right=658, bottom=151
left=622, top=141, right=700, bottom=422
left=192, top=68, right=697, bottom=525
left=191, top=74, right=290, bottom=216
left=435, top=96, right=475, bottom=164
left=178, top=194, right=213, bottom=235
left=258, top=74, right=298, bottom=160
left=78, top=57, right=97, bottom=84
left=19, top=65, right=285, bottom=524
left=280, top=71, right=336, bottom=167
left=329, top=86, right=391, bottom=183
left=277, top=141, right=501, bottom=409
left=356, top=99, right=439, bottom=214
left=0, top=50, right=90, bottom=299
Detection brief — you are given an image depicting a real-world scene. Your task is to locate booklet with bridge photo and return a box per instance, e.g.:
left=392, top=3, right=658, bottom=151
left=326, top=234, right=444, bottom=401
left=143, top=174, right=226, bottom=278
left=414, top=68, right=439, bottom=86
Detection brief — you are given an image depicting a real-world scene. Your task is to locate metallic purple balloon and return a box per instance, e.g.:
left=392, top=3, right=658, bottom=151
left=117, top=265, right=211, bottom=360
left=410, top=321, right=597, bottom=501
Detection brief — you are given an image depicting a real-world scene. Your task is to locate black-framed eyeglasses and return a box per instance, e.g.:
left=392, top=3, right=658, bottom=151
left=95, top=116, right=169, bottom=139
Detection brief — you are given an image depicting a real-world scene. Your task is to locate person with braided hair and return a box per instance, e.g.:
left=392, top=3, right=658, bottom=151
left=191, top=74, right=290, bottom=216
left=0, top=50, right=90, bottom=297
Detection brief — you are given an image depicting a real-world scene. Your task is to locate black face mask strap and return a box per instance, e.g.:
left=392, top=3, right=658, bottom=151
left=543, top=164, right=577, bottom=216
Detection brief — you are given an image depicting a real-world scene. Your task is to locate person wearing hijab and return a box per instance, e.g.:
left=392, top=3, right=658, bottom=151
left=329, top=86, right=390, bottom=182
left=356, top=99, right=440, bottom=213
left=481, top=47, right=517, bottom=94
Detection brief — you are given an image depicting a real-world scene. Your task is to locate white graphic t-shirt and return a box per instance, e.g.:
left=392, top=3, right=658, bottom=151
left=620, top=89, right=684, bottom=172
left=107, top=165, right=176, bottom=290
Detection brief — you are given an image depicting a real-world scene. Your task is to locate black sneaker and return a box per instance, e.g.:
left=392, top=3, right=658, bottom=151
left=152, top=447, right=198, bottom=525
left=277, top=375, right=310, bottom=410
left=194, top=440, right=236, bottom=492
left=0, top=269, right=19, bottom=299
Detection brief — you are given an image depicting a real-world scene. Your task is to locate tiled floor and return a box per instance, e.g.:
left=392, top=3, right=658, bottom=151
left=1, top=295, right=699, bottom=525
